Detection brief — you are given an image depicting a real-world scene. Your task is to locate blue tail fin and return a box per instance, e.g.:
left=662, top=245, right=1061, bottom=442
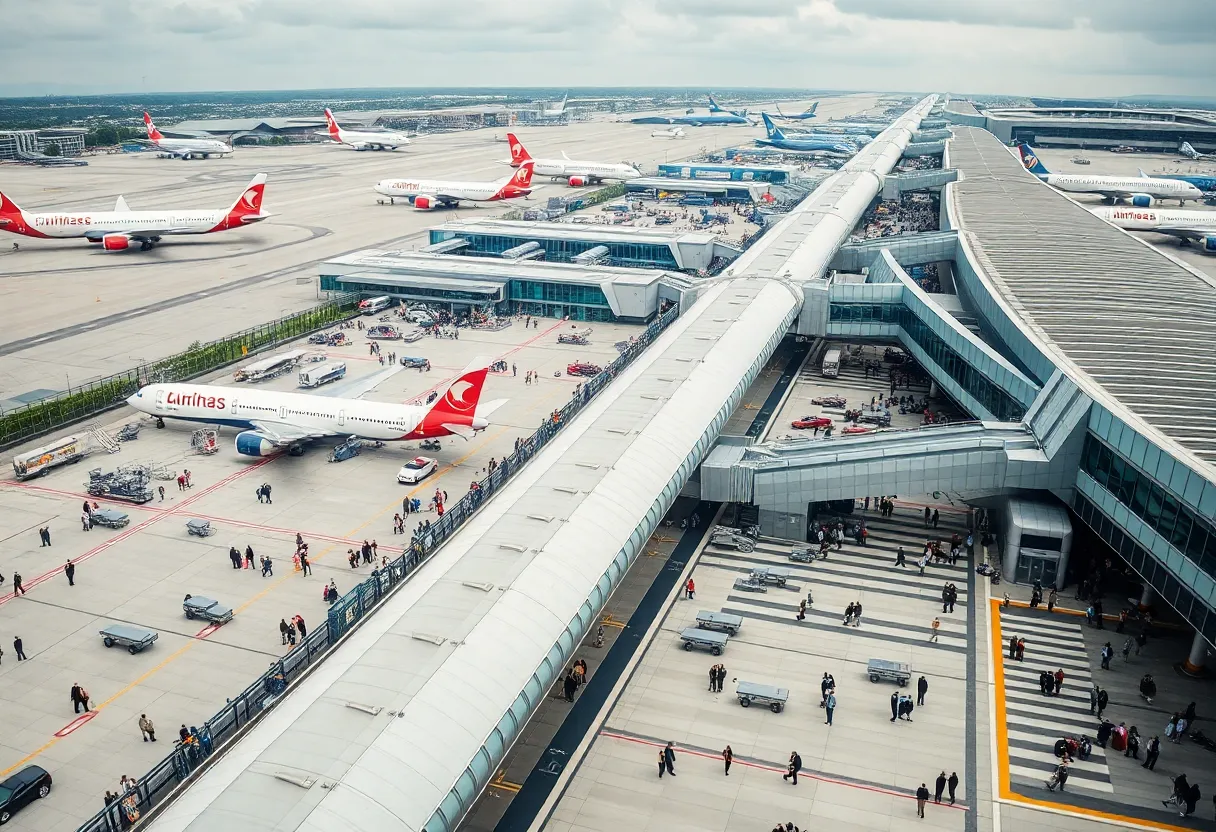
left=761, top=113, right=784, bottom=139
left=1017, top=143, right=1050, bottom=175
left=707, top=94, right=723, bottom=113
left=805, top=102, right=818, bottom=116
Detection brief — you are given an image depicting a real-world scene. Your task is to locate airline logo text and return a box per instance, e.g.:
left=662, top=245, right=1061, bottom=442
left=35, top=215, right=92, bottom=226
left=166, top=391, right=227, bottom=409
left=1112, top=210, right=1156, bottom=221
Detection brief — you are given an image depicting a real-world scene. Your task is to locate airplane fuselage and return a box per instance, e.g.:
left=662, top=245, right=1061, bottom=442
left=531, top=159, right=640, bottom=182
left=152, top=138, right=232, bottom=157
left=373, top=179, right=527, bottom=203
left=1039, top=174, right=1202, bottom=200
left=128, top=383, right=488, bottom=441
left=1092, top=206, right=1216, bottom=232
left=0, top=208, right=232, bottom=240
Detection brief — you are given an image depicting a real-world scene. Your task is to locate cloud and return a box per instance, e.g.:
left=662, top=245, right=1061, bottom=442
left=0, top=0, right=1210, bottom=97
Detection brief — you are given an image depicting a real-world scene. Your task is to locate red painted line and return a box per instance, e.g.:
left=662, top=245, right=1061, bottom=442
left=2, top=480, right=167, bottom=511
left=0, top=458, right=272, bottom=606
left=194, top=624, right=221, bottom=639
left=54, top=712, right=97, bottom=737
left=599, top=730, right=969, bottom=811
left=182, top=512, right=403, bottom=555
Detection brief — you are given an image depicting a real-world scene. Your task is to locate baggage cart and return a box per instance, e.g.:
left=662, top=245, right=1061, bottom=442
left=183, top=595, right=234, bottom=624
left=750, top=566, right=791, bottom=587
left=735, top=681, right=789, bottom=713
left=695, top=611, right=743, bottom=636
left=866, top=658, right=911, bottom=686
left=733, top=576, right=767, bottom=593
left=99, top=623, right=158, bottom=654
left=679, top=627, right=729, bottom=656
left=186, top=518, right=214, bottom=537
left=789, top=546, right=817, bottom=563
left=90, top=508, right=130, bottom=529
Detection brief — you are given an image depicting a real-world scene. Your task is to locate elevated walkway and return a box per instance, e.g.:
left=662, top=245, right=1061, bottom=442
left=832, top=230, right=957, bottom=272
left=904, top=140, right=946, bottom=156
left=881, top=168, right=958, bottom=199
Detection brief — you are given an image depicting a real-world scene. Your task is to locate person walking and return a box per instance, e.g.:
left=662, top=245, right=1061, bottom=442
left=916, top=783, right=930, bottom=817
left=1048, top=587, right=1058, bottom=612
left=934, top=771, right=947, bottom=803
left=279, top=618, right=290, bottom=645
left=662, top=742, right=676, bottom=777
left=929, top=617, right=941, bottom=643
left=1097, top=688, right=1109, bottom=719
left=931, top=509, right=940, bottom=529
left=1009, top=635, right=1018, bottom=660
left=71, top=683, right=90, bottom=713
left=294, top=615, right=307, bottom=639
left=917, top=675, right=928, bottom=706
left=245, top=546, right=255, bottom=570
left=1046, top=761, right=1069, bottom=792
left=262, top=483, right=272, bottom=504
left=158, top=486, right=165, bottom=502
left=947, top=771, right=959, bottom=804
left=39, top=526, right=50, bottom=546
left=708, top=665, right=718, bottom=692
left=852, top=601, right=863, bottom=627
left=924, top=507, right=931, bottom=528
left=1101, top=642, right=1113, bottom=670
left=782, top=751, right=802, bottom=785
left=685, top=578, right=695, bottom=600
left=723, top=745, right=733, bottom=776
left=895, top=546, right=907, bottom=567
left=14, top=636, right=26, bottom=661
left=300, top=551, right=311, bottom=576
left=657, top=749, right=666, bottom=778
left=64, top=559, right=75, bottom=586
left=843, top=602, right=856, bottom=626
left=716, top=665, right=727, bottom=693
left=1016, top=638, right=1026, bottom=661
left=12, top=572, right=25, bottom=596
left=229, top=547, right=241, bottom=570
left=139, top=715, right=156, bottom=742
left=824, top=690, right=836, bottom=725
left=891, top=690, right=900, bottom=722
left=262, top=556, right=273, bottom=577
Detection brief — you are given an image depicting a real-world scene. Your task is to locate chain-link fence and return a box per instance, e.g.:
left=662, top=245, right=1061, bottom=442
left=75, top=304, right=680, bottom=832
left=0, top=295, right=361, bottom=451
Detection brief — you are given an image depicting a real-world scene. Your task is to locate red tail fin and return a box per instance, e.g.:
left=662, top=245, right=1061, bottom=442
left=404, top=364, right=489, bottom=439
left=506, top=132, right=531, bottom=166
left=210, top=174, right=268, bottom=231
left=323, top=108, right=344, bottom=140
left=143, top=112, right=164, bottom=141
left=0, top=189, right=44, bottom=237
left=494, top=161, right=534, bottom=200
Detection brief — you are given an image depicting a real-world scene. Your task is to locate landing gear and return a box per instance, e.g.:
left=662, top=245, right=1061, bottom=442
left=287, top=443, right=305, bottom=457
left=139, top=240, right=154, bottom=251
left=155, top=417, right=165, bottom=429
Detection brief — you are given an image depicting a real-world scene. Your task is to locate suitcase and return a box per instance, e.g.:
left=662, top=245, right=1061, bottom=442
left=1111, top=730, right=1127, bottom=752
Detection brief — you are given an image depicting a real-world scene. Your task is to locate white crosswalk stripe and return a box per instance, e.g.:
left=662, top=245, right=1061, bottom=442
left=1000, top=609, right=1113, bottom=796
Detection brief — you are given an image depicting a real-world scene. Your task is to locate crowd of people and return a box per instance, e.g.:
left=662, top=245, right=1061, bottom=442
left=850, top=192, right=939, bottom=241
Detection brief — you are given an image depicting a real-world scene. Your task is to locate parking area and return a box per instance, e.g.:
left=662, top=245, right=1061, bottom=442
left=0, top=315, right=641, bottom=831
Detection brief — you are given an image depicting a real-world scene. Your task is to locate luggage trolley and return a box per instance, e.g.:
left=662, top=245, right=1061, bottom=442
left=99, top=623, right=158, bottom=654
left=749, top=566, right=791, bottom=587
left=186, top=518, right=215, bottom=537
left=735, top=681, right=789, bottom=713
left=866, top=658, right=911, bottom=686
left=679, top=627, right=729, bottom=656
left=695, top=611, right=743, bottom=636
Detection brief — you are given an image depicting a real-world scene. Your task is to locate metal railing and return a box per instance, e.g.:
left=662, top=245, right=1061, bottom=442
left=0, top=294, right=362, bottom=451
left=76, top=304, right=681, bottom=832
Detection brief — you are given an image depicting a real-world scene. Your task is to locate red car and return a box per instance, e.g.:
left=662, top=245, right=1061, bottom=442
left=567, top=362, right=601, bottom=377
left=842, top=425, right=875, bottom=435
left=790, top=416, right=832, bottom=430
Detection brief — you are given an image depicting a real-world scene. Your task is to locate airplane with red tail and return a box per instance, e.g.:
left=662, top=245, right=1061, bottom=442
left=373, top=162, right=535, bottom=210
left=0, top=174, right=270, bottom=251
left=125, top=359, right=506, bottom=457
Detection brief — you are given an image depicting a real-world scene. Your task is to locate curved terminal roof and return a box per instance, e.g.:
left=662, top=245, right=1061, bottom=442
left=146, top=96, right=938, bottom=832
left=947, top=125, right=1216, bottom=473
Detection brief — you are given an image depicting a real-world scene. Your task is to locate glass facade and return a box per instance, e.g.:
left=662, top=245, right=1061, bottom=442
left=319, top=275, right=501, bottom=303
left=431, top=231, right=679, bottom=270
left=1073, top=492, right=1215, bottom=648
left=829, top=302, right=1026, bottom=421
left=1080, top=433, right=1216, bottom=581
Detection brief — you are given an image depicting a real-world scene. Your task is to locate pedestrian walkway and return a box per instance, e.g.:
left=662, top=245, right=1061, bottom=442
left=999, top=608, right=1114, bottom=795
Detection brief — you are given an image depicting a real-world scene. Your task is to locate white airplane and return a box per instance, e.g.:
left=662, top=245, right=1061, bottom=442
left=505, top=133, right=640, bottom=186
left=1018, top=144, right=1203, bottom=206
left=126, top=360, right=507, bottom=457
left=374, top=162, right=535, bottom=210
left=651, top=127, right=687, bottom=139
left=142, top=112, right=232, bottom=159
left=1090, top=205, right=1216, bottom=252
left=1180, top=141, right=1213, bottom=160
left=539, top=93, right=568, bottom=118
left=0, top=174, right=270, bottom=251
left=322, top=108, right=410, bottom=151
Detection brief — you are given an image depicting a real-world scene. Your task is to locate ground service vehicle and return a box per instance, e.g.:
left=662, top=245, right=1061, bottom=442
left=791, top=416, right=832, bottom=430
left=360, top=296, right=392, bottom=315
left=99, top=623, right=158, bottom=654
left=0, top=765, right=52, bottom=825
left=89, top=508, right=131, bottom=529
left=298, top=362, right=347, bottom=389
left=397, top=456, right=437, bottom=484
left=679, top=628, right=729, bottom=655
left=566, top=362, right=601, bottom=377
left=822, top=348, right=841, bottom=377
left=12, top=435, right=85, bottom=480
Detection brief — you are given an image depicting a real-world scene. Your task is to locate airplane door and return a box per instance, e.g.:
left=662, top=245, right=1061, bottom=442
left=338, top=410, right=345, bottom=427
left=278, top=404, right=288, bottom=420
left=154, top=390, right=166, bottom=412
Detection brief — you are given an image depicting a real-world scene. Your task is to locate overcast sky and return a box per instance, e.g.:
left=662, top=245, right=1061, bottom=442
left=2, top=0, right=1213, bottom=97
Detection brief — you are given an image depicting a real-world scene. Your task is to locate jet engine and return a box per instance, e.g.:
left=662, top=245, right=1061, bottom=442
left=235, top=431, right=279, bottom=457
left=1129, top=194, right=1154, bottom=207
left=412, top=195, right=436, bottom=210
left=1204, top=235, right=1216, bottom=252
left=102, top=234, right=131, bottom=250
left=568, top=176, right=588, bottom=187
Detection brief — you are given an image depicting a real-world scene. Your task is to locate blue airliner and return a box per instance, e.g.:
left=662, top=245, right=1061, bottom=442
left=755, top=114, right=859, bottom=156
left=774, top=102, right=818, bottom=121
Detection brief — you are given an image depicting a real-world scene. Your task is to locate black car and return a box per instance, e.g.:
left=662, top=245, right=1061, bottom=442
left=0, top=765, right=52, bottom=824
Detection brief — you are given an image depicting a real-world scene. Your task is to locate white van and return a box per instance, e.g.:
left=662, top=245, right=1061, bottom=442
left=409, top=309, right=435, bottom=325
left=822, top=348, right=842, bottom=378
left=360, top=296, right=392, bottom=315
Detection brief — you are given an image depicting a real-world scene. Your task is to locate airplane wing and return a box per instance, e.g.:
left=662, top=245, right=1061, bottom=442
left=83, top=227, right=198, bottom=242
left=316, top=365, right=403, bottom=400
left=246, top=420, right=331, bottom=446
left=1151, top=225, right=1213, bottom=241
left=434, top=193, right=463, bottom=205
